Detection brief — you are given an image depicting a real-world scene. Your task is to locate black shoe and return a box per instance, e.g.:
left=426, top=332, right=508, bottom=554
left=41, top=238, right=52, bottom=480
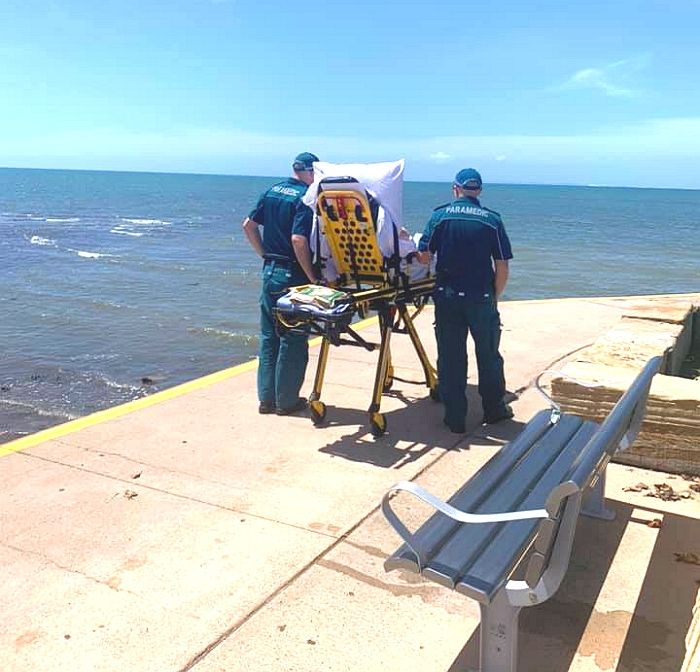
left=443, top=419, right=466, bottom=434
left=276, top=397, right=308, bottom=416
left=259, top=401, right=275, bottom=415
left=482, top=404, right=514, bottom=425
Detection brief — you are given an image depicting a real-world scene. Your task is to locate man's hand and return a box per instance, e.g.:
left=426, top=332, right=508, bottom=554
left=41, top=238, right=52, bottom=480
left=292, top=234, right=317, bottom=283
left=242, top=217, right=264, bottom=258
left=494, top=259, right=509, bottom=299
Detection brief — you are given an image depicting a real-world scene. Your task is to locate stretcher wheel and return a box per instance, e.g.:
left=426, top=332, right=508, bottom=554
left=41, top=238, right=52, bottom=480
left=309, top=400, right=327, bottom=426
left=369, top=412, right=387, bottom=437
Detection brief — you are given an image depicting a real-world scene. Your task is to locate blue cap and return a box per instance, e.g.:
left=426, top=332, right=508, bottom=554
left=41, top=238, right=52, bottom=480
left=292, top=152, right=319, bottom=172
left=454, top=168, right=482, bottom=189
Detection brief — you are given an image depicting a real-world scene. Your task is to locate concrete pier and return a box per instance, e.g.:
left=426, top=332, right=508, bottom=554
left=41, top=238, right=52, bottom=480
left=1, top=294, right=699, bottom=672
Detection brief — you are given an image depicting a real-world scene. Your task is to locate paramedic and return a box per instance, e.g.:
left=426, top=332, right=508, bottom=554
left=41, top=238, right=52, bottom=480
left=242, top=152, right=319, bottom=415
left=418, top=168, right=513, bottom=433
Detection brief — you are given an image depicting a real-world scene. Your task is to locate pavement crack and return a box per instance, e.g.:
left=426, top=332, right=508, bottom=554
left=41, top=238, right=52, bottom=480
left=1, top=541, right=140, bottom=596
left=49, top=441, right=260, bottom=493
left=9, top=451, right=338, bottom=541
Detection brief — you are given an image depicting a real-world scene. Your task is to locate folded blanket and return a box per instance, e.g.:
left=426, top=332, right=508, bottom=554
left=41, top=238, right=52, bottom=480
left=286, top=285, right=351, bottom=310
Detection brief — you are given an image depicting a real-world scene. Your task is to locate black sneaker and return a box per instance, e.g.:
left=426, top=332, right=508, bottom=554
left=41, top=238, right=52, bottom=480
left=258, top=401, right=275, bottom=415
left=482, top=404, right=514, bottom=425
left=276, top=397, right=308, bottom=416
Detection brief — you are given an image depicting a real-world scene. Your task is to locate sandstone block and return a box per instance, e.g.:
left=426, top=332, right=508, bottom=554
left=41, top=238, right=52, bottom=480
left=551, top=362, right=700, bottom=475
left=575, top=318, right=688, bottom=374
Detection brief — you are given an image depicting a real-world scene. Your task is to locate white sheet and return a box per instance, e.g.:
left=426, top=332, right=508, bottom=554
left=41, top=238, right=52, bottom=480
left=303, top=159, right=428, bottom=282
left=303, top=159, right=405, bottom=228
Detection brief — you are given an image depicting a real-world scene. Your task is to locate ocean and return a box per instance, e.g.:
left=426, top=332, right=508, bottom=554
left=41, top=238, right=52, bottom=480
left=1, top=167, right=698, bottom=442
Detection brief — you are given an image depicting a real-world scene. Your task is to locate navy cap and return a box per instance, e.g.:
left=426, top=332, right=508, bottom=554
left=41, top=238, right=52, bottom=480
left=454, top=168, right=482, bottom=189
left=292, top=152, right=319, bottom=172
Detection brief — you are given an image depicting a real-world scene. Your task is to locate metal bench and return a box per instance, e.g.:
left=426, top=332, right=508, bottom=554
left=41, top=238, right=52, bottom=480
left=382, top=356, right=662, bottom=672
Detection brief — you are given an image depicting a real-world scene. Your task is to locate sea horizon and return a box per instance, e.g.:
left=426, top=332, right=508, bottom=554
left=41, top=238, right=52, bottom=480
left=2, top=164, right=699, bottom=192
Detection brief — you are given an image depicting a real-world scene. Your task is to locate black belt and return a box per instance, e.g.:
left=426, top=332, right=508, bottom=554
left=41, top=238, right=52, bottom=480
left=264, top=257, right=299, bottom=269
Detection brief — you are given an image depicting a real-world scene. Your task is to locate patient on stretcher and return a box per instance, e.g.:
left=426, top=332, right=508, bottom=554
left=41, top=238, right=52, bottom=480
left=302, top=160, right=430, bottom=285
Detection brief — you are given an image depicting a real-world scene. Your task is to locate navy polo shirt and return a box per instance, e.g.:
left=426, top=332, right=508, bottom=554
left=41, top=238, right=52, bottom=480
left=419, top=196, right=513, bottom=293
left=249, top=178, right=309, bottom=262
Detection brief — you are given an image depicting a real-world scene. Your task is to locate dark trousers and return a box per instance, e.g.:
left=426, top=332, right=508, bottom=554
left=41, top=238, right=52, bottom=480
left=434, top=290, right=507, bottom=428
left=258, top=261, right=309, bottom=410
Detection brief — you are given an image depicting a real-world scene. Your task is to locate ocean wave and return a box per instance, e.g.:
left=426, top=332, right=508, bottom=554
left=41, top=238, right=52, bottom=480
left=121, top=218, right=172, bottom=226
left=187, top=326, right=258, bottom=345
left=90, top=299, right=127, bottom=311
left=0, top=398, right=77, bottom=421
left=28, top=235, right=57, bottom=247
left=45, top=217, right=81, bottom=223
left=65, top=247, right=116, bottom=259
left=96, top=374, right=143, bottom=393
left=110, top=225, right=145, bottom=237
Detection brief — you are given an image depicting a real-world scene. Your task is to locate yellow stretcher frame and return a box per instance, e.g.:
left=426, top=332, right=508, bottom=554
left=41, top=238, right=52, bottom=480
left=275, top=181, right=437, bottom=437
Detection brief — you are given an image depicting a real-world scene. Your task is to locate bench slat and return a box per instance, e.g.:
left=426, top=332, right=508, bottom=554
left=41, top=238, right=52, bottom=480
left=422, top=415, right=584, bottom=589
left=384, top=410, right=554, bottom=573
left=455, top=420, right=598, bottom=602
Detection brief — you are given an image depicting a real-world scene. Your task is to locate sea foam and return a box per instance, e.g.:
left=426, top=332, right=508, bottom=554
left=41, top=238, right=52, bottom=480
left=110, top=224, right=145, bottom=237
left=121, top=218, right=172, bottom=226
left=65, top=247, right=116, bottom=259
left=29, top=235, right=56, bottom=247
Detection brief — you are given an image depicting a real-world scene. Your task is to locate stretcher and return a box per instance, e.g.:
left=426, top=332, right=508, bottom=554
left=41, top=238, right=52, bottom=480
left=274, top=162, right=437, bottom=436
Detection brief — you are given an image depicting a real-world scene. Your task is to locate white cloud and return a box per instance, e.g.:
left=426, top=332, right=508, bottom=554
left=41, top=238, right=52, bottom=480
left=429, top=151, right=451, bottom=161
left=495, top=155, right=507, bottom=162
left=559, top=55, right=650, bottom=98
left=563, top=68, right=634, bottom=97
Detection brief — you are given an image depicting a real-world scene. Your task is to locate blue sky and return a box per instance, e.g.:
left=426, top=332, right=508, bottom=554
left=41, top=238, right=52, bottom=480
left=1, top=0, right=699, bottom=187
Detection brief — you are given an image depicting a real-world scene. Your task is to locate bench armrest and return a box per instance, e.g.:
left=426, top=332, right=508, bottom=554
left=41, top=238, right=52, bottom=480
left=382, top=481, right=548, bottom=569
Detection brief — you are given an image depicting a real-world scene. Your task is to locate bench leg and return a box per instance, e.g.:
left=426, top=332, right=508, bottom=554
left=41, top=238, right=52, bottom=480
left=479, top=589, right=521, bottom=672
left=581, top=468, right=616, bottom=520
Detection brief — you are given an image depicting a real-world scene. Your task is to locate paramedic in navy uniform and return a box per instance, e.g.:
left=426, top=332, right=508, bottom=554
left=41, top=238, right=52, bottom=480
left=242, top=152, right=319, bottom=416
left=418, top=168, right=514, bottom=433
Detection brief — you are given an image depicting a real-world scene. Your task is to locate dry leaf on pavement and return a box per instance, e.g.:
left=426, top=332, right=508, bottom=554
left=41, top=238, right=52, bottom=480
left=623, top=482, right=649, bottom=492
left=674, top=552, right=700, bottom=565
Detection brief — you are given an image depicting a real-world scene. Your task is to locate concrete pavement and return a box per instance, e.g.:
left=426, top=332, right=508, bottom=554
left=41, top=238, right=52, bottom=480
left=1, top=294, right=699, bottom=672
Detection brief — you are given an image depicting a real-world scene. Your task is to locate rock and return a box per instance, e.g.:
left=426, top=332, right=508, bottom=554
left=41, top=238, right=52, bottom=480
left=552, top=361, right=700, bottom=475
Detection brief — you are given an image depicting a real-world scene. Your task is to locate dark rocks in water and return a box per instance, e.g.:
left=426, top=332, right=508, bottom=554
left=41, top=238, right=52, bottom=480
left=141, top=377, right=154, bottom=385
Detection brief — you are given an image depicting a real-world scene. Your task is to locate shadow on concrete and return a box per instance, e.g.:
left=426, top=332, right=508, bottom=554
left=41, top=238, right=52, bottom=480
left=616, top=505, right=699, bottom=672
left=317, top=385, right=526, bottom=469
left=446, top=501, right=700, bottom=672
left=447, top=501, right=633, bottom=672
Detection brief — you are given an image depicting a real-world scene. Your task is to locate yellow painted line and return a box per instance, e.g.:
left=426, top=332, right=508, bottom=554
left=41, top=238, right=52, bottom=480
left=0, top=358, right=258, bottom=457
left=0, top=314, right=381, bottom=458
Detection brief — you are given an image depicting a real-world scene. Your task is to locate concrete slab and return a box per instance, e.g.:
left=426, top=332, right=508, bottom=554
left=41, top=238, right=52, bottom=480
left=2, top=294, right=699, bottom=672
left=1, top=459, right=332, bottom=672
